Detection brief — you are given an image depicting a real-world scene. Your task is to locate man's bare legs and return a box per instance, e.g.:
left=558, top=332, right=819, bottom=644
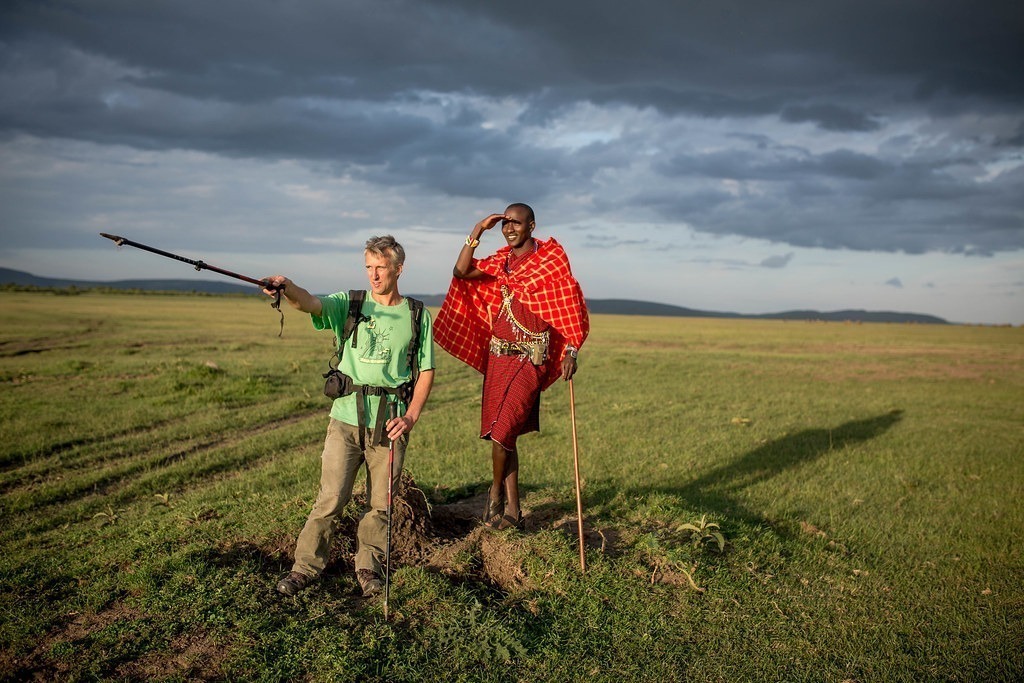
left=489, top=440, right=521, bottom=523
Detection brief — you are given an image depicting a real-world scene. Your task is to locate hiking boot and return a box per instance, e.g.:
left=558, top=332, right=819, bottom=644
left=356, top=569, right=383, bottom=597
left=276, top=571, right=315, bottom=596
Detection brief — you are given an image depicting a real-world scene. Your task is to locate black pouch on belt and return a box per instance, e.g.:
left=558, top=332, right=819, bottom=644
left=323, top=368, right=355, bottom=399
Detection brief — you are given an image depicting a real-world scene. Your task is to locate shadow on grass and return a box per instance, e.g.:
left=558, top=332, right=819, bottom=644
left=600, top=409, right=904, bottom=535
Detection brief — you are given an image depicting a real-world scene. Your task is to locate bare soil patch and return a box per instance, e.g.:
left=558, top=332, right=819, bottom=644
left=258, top=471, right=611, bottom=593
left=115, top=631, right=227, bottom=681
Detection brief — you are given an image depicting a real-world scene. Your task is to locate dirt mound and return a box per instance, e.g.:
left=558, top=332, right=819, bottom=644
left=273, top=472, right=607, bottom=593
left=387, top=470, right=437, bottom=564
left=392, top=474, right=615, bottom=592
left=346, top=472, right=599, bottom=592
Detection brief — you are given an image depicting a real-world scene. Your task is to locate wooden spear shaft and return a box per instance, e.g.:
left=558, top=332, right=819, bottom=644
left=569, top=379, right=586, bottom=573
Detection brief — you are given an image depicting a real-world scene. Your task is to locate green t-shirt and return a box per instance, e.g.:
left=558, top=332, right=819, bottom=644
left=312, top=291, right=435, bottom=427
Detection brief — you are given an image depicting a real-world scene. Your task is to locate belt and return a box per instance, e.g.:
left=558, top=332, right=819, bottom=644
left=490, top=338, right=529, bottom=356
left=489, top=335, right=549, bottom=366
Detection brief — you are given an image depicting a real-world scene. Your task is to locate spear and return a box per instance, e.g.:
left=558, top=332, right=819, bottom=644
left=569, top=378, right=587, bottom=573
left=99, top=233, right=284, bottom=334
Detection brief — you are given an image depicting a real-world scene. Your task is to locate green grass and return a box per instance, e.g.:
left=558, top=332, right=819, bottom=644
left=1, top=291, right=1022, bottom=681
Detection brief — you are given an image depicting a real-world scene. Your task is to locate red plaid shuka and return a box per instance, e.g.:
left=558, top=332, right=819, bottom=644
left=435, top=237, right=589, bottom=390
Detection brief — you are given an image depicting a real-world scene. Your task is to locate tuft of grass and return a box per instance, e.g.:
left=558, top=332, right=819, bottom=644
left=676, top=514, right=726, bottom=552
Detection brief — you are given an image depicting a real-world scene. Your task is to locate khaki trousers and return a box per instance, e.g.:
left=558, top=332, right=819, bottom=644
left=291, top=418, right=406, bottom=578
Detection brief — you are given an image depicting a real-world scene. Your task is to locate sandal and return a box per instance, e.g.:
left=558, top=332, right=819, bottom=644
left=482, top=492, right=504, bottom=526
left=496, top=512, right=524, bottom=531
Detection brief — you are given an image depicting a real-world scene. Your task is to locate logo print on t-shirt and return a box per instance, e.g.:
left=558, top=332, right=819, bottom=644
left=360, top=319, right=392, bottom=365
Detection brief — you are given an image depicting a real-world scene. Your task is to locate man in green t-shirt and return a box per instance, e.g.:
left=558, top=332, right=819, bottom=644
left=263, top=235, right=435, bottom=597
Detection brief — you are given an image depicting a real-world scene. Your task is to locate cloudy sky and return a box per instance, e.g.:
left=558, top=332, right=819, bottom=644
left=2, top=0, right=1022, bottom=324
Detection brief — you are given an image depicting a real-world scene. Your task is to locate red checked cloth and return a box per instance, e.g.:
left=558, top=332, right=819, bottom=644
left=435, top=237, right=589, bottom=390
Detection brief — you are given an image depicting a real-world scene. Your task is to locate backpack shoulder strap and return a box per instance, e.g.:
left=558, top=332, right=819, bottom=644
left=341, top=289, right=370, bottom=350
left=405, top=296, right=424, bottom=385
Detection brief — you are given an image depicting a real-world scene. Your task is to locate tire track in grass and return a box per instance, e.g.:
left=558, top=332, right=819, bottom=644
left=3, top=405, right=323, bottom=507
left=0, top=399, right=318, bottom=492
left=0, top=416, right=182, bottom=478
left=2, top=418, right=324, bottom=541
left=0, top=408, right=326, bottom=539
left=0, top=338, right=89, bottom=358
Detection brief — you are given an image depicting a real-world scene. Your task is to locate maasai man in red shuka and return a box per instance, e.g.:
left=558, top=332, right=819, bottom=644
left=435, top=203, right=589, bottom=530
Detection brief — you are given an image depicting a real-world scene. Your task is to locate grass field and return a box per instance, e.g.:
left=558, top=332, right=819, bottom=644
left=1, top=290, right=1022, bottom=682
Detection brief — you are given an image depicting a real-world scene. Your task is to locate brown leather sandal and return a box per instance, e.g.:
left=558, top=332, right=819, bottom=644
left=482, top=493, right=504, bottom=526
left=496, top=512, right=524, bottom=531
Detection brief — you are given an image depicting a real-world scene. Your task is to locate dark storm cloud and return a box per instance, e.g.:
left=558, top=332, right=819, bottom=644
left=1, top=0, right=1022, bottom=255
left=780, top=104, right=882, bottom=133
left=760, top=253, right=794, bottom=269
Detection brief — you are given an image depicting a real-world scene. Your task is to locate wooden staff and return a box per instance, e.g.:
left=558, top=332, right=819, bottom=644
left=569, top=379, right=586, bottom=573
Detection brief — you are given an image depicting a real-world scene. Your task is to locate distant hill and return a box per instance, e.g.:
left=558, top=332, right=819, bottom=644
left=0, top=268, right=949, bottom=324
left=0, top=267, right=258, bottom=295
left=754, top=309, right=949, bottom=324
left=267, top=293, right=949, bottom=324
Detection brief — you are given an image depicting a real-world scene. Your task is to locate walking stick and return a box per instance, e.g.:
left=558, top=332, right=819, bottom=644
left=384, top=402, right=398, bottom=620
left=99, top=232, right=285, bottom=335
left=569, top=379, right=587, bottom=573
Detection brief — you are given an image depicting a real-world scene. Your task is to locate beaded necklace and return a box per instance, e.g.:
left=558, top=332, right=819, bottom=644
left=499, top=240, right=546, bottom=343
left=504, top=239, right=537, bottom=273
